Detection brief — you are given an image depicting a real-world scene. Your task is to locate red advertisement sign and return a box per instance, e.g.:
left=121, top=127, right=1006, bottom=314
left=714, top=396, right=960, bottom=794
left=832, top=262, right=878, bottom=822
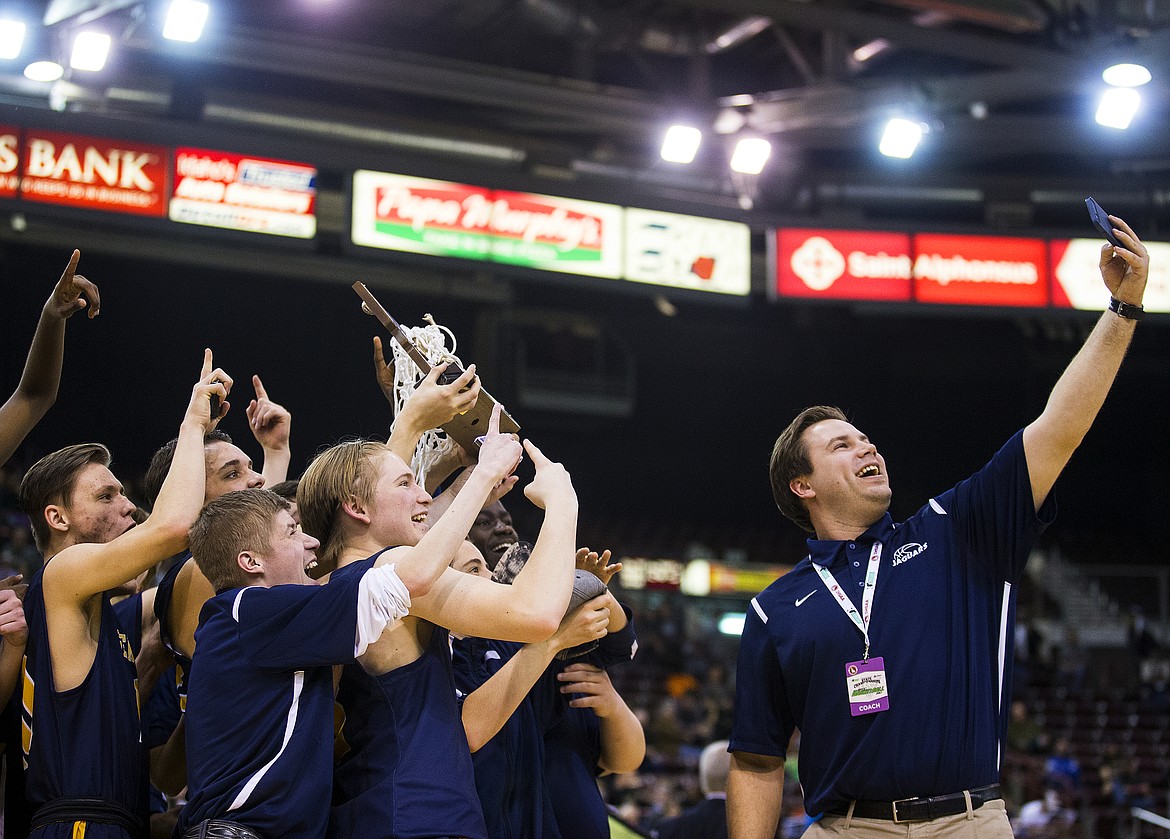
left=171, top=148, right=317, bottom=238
left=776, top=229, right=912, bottom=300
left=0, top=126, right=19, bottom=199
left=912, top=233, right=1047, bottom=307
left=21, top=130, right=167, bottom=217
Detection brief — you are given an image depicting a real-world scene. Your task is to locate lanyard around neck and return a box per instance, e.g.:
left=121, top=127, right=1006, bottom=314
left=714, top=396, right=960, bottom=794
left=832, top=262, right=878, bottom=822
left=812, top=541, right=881, bottom=660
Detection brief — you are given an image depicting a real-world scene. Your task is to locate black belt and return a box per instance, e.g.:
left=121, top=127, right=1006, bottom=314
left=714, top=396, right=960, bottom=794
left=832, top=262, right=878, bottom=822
left=32, top=798, right=143, bottom=836
left=827, top=784, right=1002, bottom=823
left=183, top=819, right=266, bottom=839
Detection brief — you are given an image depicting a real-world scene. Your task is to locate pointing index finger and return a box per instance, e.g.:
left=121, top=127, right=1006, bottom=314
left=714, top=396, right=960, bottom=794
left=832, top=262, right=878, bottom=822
left=252, top=374, right=269, bottom=400
left=201, top=348, right=213, bottom=379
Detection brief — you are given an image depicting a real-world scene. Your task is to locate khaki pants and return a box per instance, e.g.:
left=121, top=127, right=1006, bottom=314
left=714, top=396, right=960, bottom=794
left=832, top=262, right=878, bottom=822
left=805, top=799, right=1014, bottom=839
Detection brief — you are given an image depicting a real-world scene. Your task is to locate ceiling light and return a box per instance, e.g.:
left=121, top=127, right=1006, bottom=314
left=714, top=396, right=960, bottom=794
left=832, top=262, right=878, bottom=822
left=852, top=38, right=890, bottom=63
left=24, top=60, right=64, bottom=82
left=730, top=136, right=771, bottom=174
left=70, top=31, right=111, bottom=71
left=1102, top=63, right=1151, bottom=88
left=1096, top=87, right=1140, bottom=129
left=0, top=20, right=26, bottom=60
left=164, top=0, right=209, bottom=42
left=661, top=125, right=701, bottom=164
left=879, top=117, right=925, bottom=159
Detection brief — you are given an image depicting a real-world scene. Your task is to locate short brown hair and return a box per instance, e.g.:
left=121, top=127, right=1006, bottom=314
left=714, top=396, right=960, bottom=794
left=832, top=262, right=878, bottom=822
left=189, top=489, right=289, bottom=592
left=144, top=430, right=234, bottom=508
left=268, top=480, right=299, bottom=502
left=19, top=443, right=112, bottom=551
left=768, top=406, right=847, bottom=533
left=298, top=439, right=386, bottom=574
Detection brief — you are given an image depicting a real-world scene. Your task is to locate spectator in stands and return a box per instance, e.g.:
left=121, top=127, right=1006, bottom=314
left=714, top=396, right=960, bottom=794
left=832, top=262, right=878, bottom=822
left=1044, top=737, right=1081, bottom=792
left=1008, top=700, right=1050, bottom=756
left=1015, top=787, right=1077, bottom=838
left=653, top=740, right=731, bottom=839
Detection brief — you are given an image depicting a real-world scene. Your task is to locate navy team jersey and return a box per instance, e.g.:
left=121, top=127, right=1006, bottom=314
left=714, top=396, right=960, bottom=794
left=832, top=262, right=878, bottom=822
left=180, top=574, right=370, bottom=839
left=330, top=557, right=486, bottom=839
left=21, top=565, right=146, bottom=837
left=730, top=431, right=1056, bottom=815
left=111, top=593, right=171, bottom=817
left=152, top=552, right=193, bottom=714
left=544, top=610, right=638, bottom=839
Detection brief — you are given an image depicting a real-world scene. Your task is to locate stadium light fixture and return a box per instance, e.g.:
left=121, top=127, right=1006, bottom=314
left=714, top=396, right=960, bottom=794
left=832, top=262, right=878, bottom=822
left=879, top=117, right=925, bottom=159
left=70, top=31, right=111, bottom=71
left=1096, top=87, right=1140, bottom=129
left=24, top=60, right=64, bottom=82
left=0, top=19, right=26, bottom=60
left=1102, top=63, right=1151, bottom=88
left=661, top=124, right=702, bottom=164
left=164, top=0, right=209, bottom=42
left=729, top=136, right=771, bottom=174
left=718, top=613, right=746, bottom=636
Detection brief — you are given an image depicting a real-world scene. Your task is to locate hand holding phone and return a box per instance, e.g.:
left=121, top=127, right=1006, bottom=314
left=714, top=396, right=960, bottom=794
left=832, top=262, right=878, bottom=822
left=1086, top=197, right=1122, bottom=248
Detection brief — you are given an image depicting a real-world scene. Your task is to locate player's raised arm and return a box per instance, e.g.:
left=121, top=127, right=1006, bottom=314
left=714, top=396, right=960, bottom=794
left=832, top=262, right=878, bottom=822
left=45, top=350, right=229, bottom=602
left=1023, top=214, right=1150, bottom=509
left=0, top=250, right=100, bottom=466
left=247, top=374, right=292, bottom=485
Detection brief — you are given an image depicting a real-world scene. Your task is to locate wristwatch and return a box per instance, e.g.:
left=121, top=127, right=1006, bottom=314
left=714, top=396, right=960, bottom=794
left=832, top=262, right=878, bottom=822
left=1108, top=296, right=1144, bottom=321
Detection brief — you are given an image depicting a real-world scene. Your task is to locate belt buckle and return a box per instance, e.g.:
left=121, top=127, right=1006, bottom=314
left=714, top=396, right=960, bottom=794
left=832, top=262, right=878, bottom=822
left=892, top=796, right=921, bottom=823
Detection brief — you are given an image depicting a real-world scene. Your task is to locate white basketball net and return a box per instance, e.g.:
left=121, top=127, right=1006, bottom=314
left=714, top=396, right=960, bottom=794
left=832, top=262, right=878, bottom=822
left=387, top=314, right=464, bottom=486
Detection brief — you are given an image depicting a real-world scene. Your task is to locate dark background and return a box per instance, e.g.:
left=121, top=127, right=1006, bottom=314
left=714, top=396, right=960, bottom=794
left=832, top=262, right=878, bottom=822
left=3, top=239, right=1165, bottom=564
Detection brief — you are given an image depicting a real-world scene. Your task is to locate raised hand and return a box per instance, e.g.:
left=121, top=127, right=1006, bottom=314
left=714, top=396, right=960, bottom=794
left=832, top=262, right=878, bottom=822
left=186, top=349, right=232, bottom=432
left=397, top=360, right=481, bottom=430
left=1099, top=215, right=1150, bottom=305
left=522, top=440, right=575, bottom=511
left=246, top=374, right=291, bottom=452
left=551, top=594, right=610, bottom=653
left=45, top=249, right=101, bottom=320
left=372, top=336, right=396, bottom=405
left=557, top=662, right=621, bottom=717
left=576, top=548, right=621, bottom=586
left=475, top=403, right=523, bottom=491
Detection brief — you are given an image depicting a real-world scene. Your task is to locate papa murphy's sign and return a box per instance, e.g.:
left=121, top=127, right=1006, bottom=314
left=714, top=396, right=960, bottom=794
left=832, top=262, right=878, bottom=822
left=170, top=148, right=317, bottom=238
left=20, top=130, right=167, bottom=217
left=1051, top=238, right=1170, bottom=314
left=352, top=170, right=623, bottom=278
left=776, top=229, right=913, bottom=301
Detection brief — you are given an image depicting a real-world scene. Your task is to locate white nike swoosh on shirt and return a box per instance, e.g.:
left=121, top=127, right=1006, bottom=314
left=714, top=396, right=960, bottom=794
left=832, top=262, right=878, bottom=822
left=795, top=591, right=817, bottom=607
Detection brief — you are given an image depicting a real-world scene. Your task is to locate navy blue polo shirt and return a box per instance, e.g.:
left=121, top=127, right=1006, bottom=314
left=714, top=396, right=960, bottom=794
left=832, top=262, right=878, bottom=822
left=730, top=430, right=1055, bottom=816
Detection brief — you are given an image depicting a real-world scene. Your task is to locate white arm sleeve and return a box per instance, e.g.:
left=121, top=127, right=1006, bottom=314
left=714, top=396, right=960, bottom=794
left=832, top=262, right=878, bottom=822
left=354, top=562, right=412, bottom=656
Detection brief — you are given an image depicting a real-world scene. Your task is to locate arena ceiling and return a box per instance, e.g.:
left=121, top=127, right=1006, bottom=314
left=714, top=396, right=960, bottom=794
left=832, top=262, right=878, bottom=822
left=2, top=0, right=1169, bottom=227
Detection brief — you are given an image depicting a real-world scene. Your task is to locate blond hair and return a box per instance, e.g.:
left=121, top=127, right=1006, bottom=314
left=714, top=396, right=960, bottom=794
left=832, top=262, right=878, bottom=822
left=298, top=439, right=387, bottom=574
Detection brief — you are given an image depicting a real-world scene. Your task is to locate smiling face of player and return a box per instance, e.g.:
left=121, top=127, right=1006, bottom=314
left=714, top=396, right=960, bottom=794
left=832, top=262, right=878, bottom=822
left=467, top=501, right=518, bottom=571
left=365, top=451, right=433, bottom=549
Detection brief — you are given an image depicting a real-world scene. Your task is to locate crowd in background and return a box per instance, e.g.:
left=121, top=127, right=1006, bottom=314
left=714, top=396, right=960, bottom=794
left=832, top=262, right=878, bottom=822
left=2, top=457, right=1168, bottom=839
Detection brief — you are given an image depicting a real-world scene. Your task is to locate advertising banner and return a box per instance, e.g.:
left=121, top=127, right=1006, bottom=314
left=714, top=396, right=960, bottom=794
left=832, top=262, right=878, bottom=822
left=170, top=148, right=317, bottom=238
left=0, top=126, right=19, bottom=199
left=775, top=229, right=913, bottom=301
left=1050, top=238, right=1170, bottom=313
left=21, top=130, right=167, bottom=217
left=352, top=170, right=623, bottom=278
left=912, top=233, right=1048, bottom=307
left=625, top=208, right=750, bottom=295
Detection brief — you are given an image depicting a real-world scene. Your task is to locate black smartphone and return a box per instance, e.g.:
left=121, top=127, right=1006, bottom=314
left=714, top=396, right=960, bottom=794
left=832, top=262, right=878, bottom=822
left=208, top=379, right=223, bottom=421
left=1086, top=197, right=1122, bottom=248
